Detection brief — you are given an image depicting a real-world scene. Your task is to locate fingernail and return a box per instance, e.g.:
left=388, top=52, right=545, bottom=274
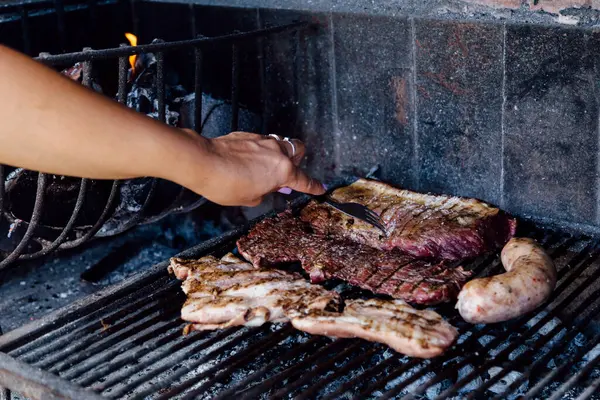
left=322, top=184, right=328, bottom=191
left=277, top=187, right=292, bottom=195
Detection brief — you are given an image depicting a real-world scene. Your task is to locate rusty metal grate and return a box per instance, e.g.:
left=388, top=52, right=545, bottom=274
left=0, top=0, right=308, bottom=271
left=0, top=204, right=599, bottom=399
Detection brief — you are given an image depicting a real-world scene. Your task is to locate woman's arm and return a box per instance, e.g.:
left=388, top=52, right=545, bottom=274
left=0, top=45, right=324, bottom=206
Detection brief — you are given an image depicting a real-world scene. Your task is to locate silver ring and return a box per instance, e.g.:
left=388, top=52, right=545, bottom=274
left=268, top=134, right=283, bottom=141
left=283, top=137, right=296, bottom=157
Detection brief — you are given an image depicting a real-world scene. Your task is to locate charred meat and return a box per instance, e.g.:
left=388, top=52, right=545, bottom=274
left=300, top=178, right=517, bottom=261
left=237, top=212, right=471, bottom=305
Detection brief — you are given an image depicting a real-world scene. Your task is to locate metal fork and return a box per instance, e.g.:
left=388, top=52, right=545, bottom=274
left=313, top=194, right=387, bottom=236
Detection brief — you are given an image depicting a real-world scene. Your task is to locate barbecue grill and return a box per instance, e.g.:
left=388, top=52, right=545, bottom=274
left=1, top=0, right=600, bottom=399
left=1, top=199, right=600, bottom=399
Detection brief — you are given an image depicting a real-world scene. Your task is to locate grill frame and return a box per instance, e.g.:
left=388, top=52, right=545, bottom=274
left=1, top=193, right=600, bottom=400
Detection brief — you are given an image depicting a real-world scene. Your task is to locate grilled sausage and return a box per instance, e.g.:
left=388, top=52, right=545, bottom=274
left=456, top=237, right=556, bottom=324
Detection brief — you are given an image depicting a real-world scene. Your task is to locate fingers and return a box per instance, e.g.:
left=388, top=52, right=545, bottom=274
left=285, top=166, right=326, bottom=196
left=267, top=135, right=306, bottom=166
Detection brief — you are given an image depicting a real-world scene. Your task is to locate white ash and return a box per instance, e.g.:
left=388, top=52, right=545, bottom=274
left=487, top=366, right=528, bottom=399
left=574, top=332, right=588, bottom=347
left=489, top=340, right=511, bottom=357
left=456, top=330, right=472, bottom=345
left=525, top=310, right=549, bottom=328
left=478, top=334, right=495, bottom=347
left=509, top=344, right=529, bottom=360
left=583, top=343, right=600, bottom=363
left=539, top=316, right=564, bottom=335
left=456, top=363, right=484, bottom=394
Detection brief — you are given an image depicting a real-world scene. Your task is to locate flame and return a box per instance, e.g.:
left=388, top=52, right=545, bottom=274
left=124, top=32, right=137, bottom=71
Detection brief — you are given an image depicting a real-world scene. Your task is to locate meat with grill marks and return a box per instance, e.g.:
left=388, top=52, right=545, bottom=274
left=289, top=298, right=458, bottom=358
left=170, top=254, right=458, bottom=358
left=168, top=253, right=341, bottom=331
left=237, top=211, right=472, bottom=305
left=300, top=178, right=517, bottom=261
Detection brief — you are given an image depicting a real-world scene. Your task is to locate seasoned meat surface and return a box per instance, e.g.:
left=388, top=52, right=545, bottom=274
left=237, top=212, right=471, bottom=305
left=170, top=253, right=340, bottom=332
left=300, top=178, right=517, bottom=261
left=457, top=237, right=556, bottom=324
left=290, top=298, right=458, bottom=358
left=171, top=254, right=458, bottom=357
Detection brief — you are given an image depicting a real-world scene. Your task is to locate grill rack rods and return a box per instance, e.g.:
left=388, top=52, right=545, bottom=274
left=0, top=206, right=600, bottom=399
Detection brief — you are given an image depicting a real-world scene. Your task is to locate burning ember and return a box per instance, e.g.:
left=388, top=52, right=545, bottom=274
left=124, top=32, right=138, bottom=73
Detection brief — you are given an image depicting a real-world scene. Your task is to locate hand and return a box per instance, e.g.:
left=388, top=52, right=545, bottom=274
left=180, top=130, right=326, bottom=207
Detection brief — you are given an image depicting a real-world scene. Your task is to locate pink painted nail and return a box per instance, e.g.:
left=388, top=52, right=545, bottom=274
left=277, top=187, right=292, bottom=195
left=322, top=184, right=328, bottom=191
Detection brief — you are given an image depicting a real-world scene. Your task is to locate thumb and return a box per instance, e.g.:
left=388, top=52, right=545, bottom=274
left=285, top=167, right=326, bottom=196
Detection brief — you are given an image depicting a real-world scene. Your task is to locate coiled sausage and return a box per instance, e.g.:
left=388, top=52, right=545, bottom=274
left=456, top=237, right=556, bottom=324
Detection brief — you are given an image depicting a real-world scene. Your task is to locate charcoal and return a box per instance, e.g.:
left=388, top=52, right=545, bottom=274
left=175, top=92, right=262, bottom=137
left=5, top=169, right=116, bottom=228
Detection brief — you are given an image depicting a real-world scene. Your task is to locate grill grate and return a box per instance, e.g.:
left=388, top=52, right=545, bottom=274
left=0, top=208, right=600, bottom=399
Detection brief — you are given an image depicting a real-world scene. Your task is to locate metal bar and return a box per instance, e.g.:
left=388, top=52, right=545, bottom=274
left=117, top=44, right=128, bottom=103
left=155, top=44, right=166, bottom=123
left=64, top=319, right=182, bottom=382
left=239, top=339, right=352, bottom=399
left=496, top=325, right=600, bottom=399
left=324, top=354, right=406, bottom=400
left=164, top=325, right=295, bottom=400
left=20, top=278, right=177, bottom=365
left=547, top=351, right=600, bottom=400
left=53, top=0, right=67, bottom=52
left=272, top=341, right=366, bottom=398
left=189, top=3, right=197, bottom=38
left=7, top=276, right=176, bottom=358
left=33, top=22, right=309, bottom=65
left=18, top=48, right=95, bottom=261
left=230, top=43, right=240, bottom=132
left=90, top=327, right=239, bottom=393
left=574, top=370, right=600, bottom=400
left=298, top=346, right=382, bottom=399
left=353, top=235, right=567, bottom=398
left=0, top=173, right=46, bottom=270
left=524, top=331, right=600, bottom=399
left=58, top=179, right=120, bottom=250
left=0, top=353, right=105, bottom=400
left=0, top=226, right=245, bottom=352
left=212, top=335, right=327, bottom=400
left=256, top=10, right=268, bottom=134
left=194, top=46, right=203, bottom=132
left=358, top=237, right=595, bottom=399
left=20, top=6, right=31, bottom=55
left=18, top=178, right=87, bottom=260
left=464, top=286, right=600, bottom=400
left=46, top=294, right=181, bottom=373
left=109, top=326, right=263, bottom=398
left=429, top=246, right=600, bottom=400
left=0, top=165, right=5, bottom=216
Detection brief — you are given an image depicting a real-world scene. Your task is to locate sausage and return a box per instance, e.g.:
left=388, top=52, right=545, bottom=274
left=456, top=237, right=556, bottom=324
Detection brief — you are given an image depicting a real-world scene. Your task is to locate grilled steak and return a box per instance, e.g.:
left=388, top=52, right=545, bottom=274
left=289, top=298, right=458, bottom=358
left=237, top=211, right=471, bottom=305
left=300, top=178, right=517, bottom=261
left=169, top=253, right=340, bottom=331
